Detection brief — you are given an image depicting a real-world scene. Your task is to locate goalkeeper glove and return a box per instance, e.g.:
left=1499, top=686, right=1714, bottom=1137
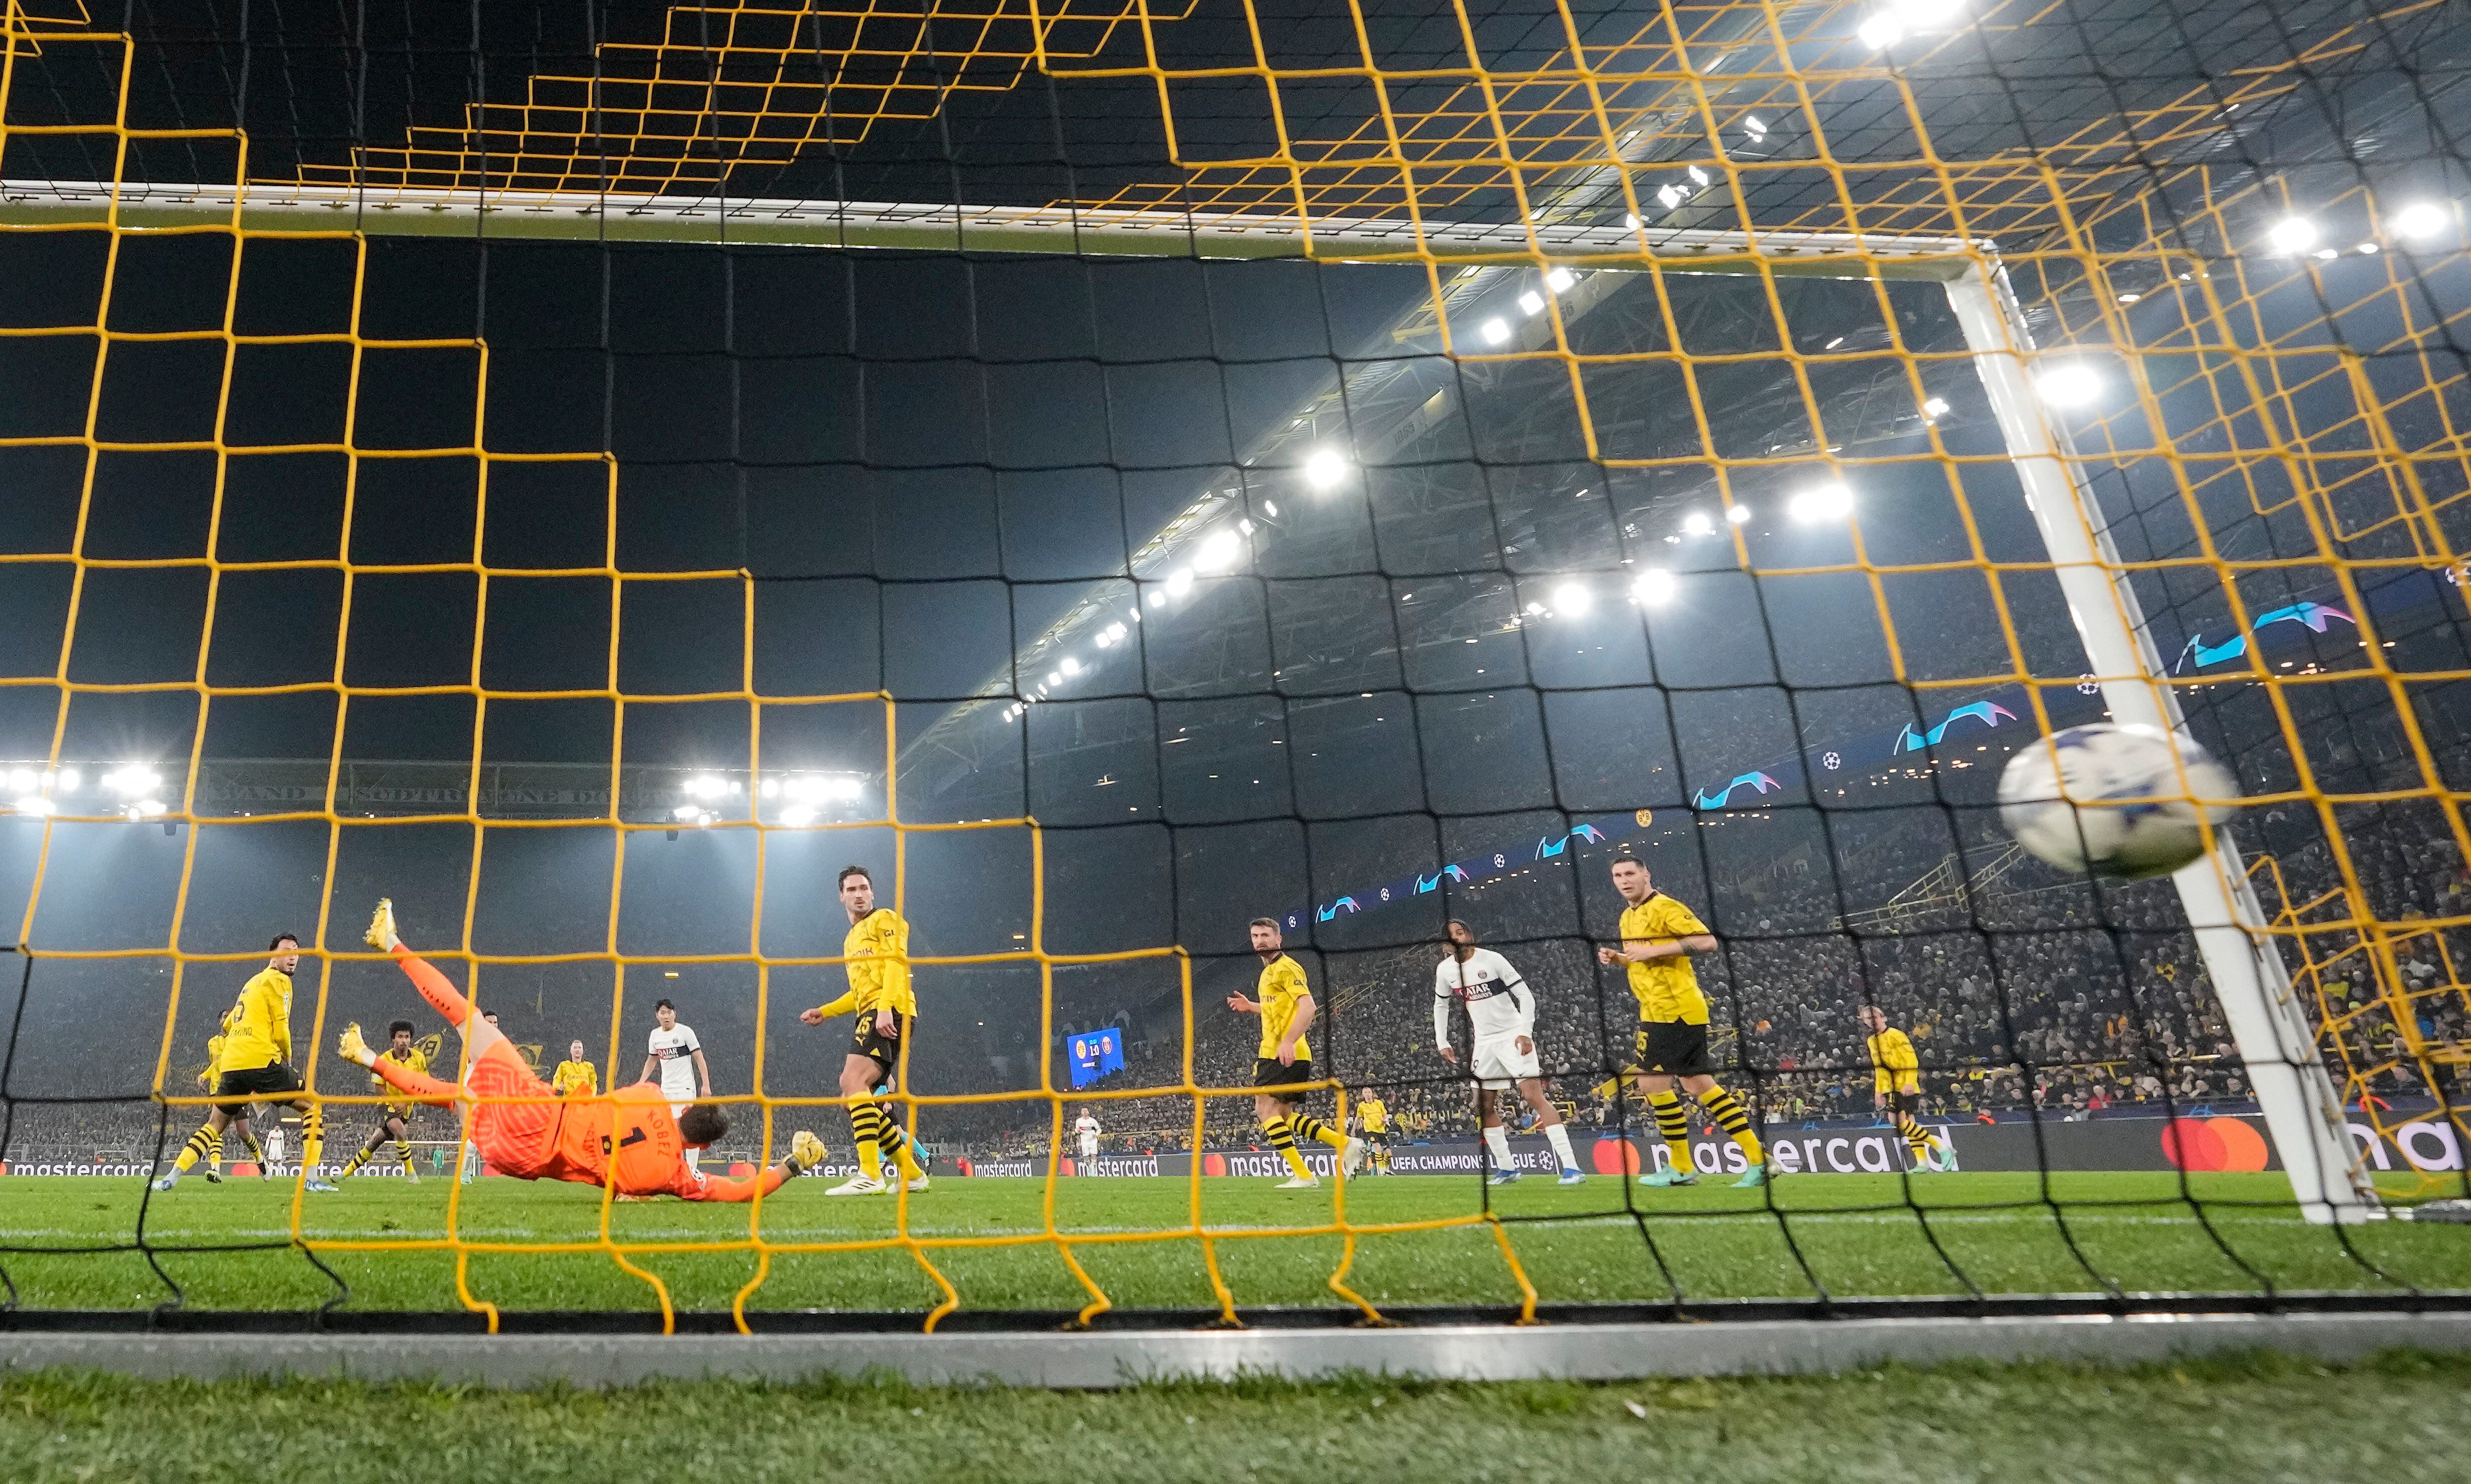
left=788, top=1130, right=827, bottom=1173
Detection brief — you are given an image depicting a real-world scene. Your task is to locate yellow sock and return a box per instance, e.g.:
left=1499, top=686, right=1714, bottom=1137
left=1647, top=1091, right=1691, bottom=1171
left=1266, top=1116, right=1312, bottom=1178
left=1289, top=1112, right=1349, bottom=1150
left=299, top=1107, right=325, bottom=1173
left=206, top=1131, right=223, bottom=1174
left=851, top=1103, right=885, bottom=1181
left=173, top=1126, right=213, bottom=1173
left=1700, top=1086, right=1763, bottom=1166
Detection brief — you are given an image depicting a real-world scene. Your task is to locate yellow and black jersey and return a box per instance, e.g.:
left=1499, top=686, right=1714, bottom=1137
left=1356, top=1096, right=1388, bottom=1134
left=1253, top=954, right=1313, bottom=1061
left=1866, top=1026, right=1921, bottom=1095
left=218, top=967, right=294, bottom=1070
left=831, top=907, right=916, bottom=1020
left=373, top=1044, right=431, bottom=1116
left=551, top=1058, right=598, bottom=1098
left=1617, top=892, right=1711, bottom=1025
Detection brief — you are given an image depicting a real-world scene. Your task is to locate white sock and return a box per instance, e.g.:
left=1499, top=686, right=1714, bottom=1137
left=687, top=1147, right=702, bottom=1173
left=1544, top=1123, right=1577, bottom=1171
left=1482, top=1124, right=1512, bottom=1171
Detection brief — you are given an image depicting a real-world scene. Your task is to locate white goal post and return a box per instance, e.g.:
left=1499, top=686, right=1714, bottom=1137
left=0, top=177, right=2377, bottom=1220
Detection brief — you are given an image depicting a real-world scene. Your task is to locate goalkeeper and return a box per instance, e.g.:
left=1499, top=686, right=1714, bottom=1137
left=337, top=898, right=824, bottom=1200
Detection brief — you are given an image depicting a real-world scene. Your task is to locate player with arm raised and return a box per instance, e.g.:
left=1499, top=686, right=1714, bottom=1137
left=1597, top=856, right=1768, bottom=1188
left=1073, top=1106, right=1101, bottom=1173
left=1225, top=917, right=1367, bottom=1188
left=1860, top=1005, right=1946, bottom=1173
left=797, top=865, right=930, bottom=1195
left=154, top=934, right=333, bottom=1193
left=343, top=899, right=824, bottom=1200
left=335, top=1021, right=429, bottom=1182
left=1434, top=920, right=1584, bottom=1186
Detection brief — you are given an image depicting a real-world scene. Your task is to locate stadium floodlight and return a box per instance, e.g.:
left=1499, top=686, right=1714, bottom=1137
left=1193, top=528, right=1243, bottom=572
left=1656, top=182, right=1685, bottom=210
left=758, top=778, right=779, bottom=799
left=1550, top=580, right=1594, bottom=616
left=2393, top=200, right=2450, bottom=240
left=1545, top=266, right=1576, bottom=292
left=1686, top=165, right=1709, bottom=187
left=1261, top=499, right=1280, bottom=517
left=2265, top=215, right=2319, bottom=254
left=1302, top=448, right=1349, bottom=490
left=1095, top=630, right=1114, bottom=649
left=1060, top=655, right=1083, bottom=676
left=779, top=805, right=816, bottom=827
left=2034, top=360, right=2104, bottom=408
left=6, top=767, right=34, bottom=793
left=102, top=765, right=160, bottom=796
left=1633, top=569, right=1679, bottom=607
left=824, top=776, right=863, bottom=801
left=123, top=799, right=165, bottom=822
left=1517, top=290, right=1544, bottom=315
left=1922, top=396, right=1951, bottom=420
left=1726, top=503, right=1753, bottom=524
left=670, top=804, right=701, bottom=822
left=1479, top=316, right=1511, bottom=345
left=1789, top=482, right=1856, bottom=522
left=1743, top=114, right=1767, bottom=139
left=1894, top=0, right=1963, bottom=20
left=1164, top=567, right=1195, bottom=597
left=13, top=795, right=53, bottom=816
left=1623, top=212, right=1642, bottom=229
left=1237, top=517, right=1254, bottom=535
left=1046, top=670, right=1063, bottom=686
left=1145, top=588, right=1166, bottom=607
left=1680, top=510, right=1715, bottom=537
left=1857, top=12, right=1904, bottom=48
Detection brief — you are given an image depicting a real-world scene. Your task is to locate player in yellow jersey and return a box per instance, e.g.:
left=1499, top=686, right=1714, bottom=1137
left=179, top=1015, right=269, bottom=1183
left=337, top=1021, right=430, bottom=1182
left=1352, top=1087, right=1392, bottom=1174
left=1860, top=1005, right=1946, bottom=1173
left=1225, top=917, right=1367, bottom=1188
left=798, top=865, right=929, bottom=1195
left=1597, top=857, right=1768, bottom=1189
left=551, top=1040, right=599, bottom=1099
left=156, top=934, right=332, bottom=1192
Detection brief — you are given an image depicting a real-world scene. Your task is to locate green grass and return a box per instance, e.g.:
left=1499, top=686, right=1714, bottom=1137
left=3, top=1171, right=2464, bottom=1315
left=4, top=1352, right=2469, bottom=1482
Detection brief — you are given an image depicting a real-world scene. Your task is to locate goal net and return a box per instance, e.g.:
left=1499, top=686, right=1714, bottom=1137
left=1, top=0, right=2465, bottom=1327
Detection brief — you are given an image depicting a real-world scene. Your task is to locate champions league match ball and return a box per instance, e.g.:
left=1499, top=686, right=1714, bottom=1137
left=1996, top=723, right=2239, bottom=880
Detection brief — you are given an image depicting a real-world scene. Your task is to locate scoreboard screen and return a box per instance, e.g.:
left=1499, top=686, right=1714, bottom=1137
left=1068, top=1028, right=1126, bottom=1089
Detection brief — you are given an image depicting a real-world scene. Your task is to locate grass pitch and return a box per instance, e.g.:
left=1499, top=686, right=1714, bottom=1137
left=3, top=1351, right=2468, bottom=1483
left=3, top=1169, right=2464, bottom=1316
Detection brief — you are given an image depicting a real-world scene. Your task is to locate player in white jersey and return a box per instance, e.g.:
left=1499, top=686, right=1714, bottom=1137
left=641, top=999, right=711, bottom=1172
left=1433, top=920, right=1583, bottom=1185
left=1072, top=1107, right=1101, bottom=1173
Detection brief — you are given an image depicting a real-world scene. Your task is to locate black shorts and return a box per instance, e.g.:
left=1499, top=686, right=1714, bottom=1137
left=1253, top=1056, right=1316, bottom=1103
left=213, top=1061, right=303, bottom=1117
left=1363, top=1130, right=1390, bottom=1147
left=851, top=1013, right=909, bottom=1072
left=1630, top=1020, right=1713, bottom=1077
left=1883, top=1088, right=1922, bottom=1119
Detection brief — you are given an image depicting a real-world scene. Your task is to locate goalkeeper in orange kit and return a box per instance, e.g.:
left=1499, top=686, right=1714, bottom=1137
left=338, top=899, right=824, bottom=1200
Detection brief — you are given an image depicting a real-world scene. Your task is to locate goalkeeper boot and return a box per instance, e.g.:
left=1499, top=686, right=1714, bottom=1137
left=364, top=897, right=399, bottom=952
left=1732, top=1164, right=1771, bottom=1189
left=826, top=1174, right=888, bottom=1196
left=336, top=1022, right=376, bottom=1069
left=1641, top=1167, right=1698, bottom=1188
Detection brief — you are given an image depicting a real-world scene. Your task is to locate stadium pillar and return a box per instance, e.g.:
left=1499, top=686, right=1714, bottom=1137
left=1944, top=264, right=2378, bottom=1224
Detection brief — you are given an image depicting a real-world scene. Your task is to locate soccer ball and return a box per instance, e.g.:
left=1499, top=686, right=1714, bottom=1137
left=1996, top=723, right=2238, bottom=879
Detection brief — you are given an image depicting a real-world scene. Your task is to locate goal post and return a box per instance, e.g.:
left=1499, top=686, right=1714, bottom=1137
left=1, top=169, right=2379, bottom=1221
